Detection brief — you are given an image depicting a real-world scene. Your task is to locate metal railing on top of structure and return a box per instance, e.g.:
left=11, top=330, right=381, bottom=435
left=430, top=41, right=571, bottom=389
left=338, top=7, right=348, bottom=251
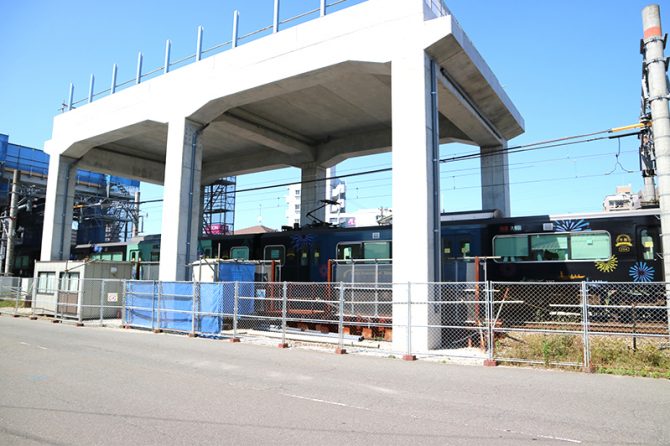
left=63, top=0, right=359, bottom=112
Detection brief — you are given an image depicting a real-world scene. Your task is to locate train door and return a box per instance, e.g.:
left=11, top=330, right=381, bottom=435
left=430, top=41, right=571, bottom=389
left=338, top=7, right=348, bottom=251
left=634, top=225, right=662, bottom=281
left=441, top=228, right=482, bottom=281
left=281, top=235, right=319, bottom=282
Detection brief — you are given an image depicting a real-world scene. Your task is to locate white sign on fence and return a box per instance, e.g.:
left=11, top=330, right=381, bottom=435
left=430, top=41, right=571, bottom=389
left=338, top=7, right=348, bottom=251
left=107, top=293, right=118, bottom=303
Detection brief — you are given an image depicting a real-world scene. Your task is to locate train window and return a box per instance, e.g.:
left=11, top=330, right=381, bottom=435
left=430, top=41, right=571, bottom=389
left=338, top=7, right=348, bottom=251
left=37, top=272, right=56, bottom=294
left=640, top=229, right=655, bottom=260
left=337, top=243, right=362, bottom=260
left=363, top=242, right=391, bottom=259
left=230, top=246, right=250, bottom=260
left=570, top=233, right=610, bottom=260
left=530, top=234, right=568, bottom=261
left=264, top=245, right=285, bottom=264
left=493, top=235, right=529, bottom=261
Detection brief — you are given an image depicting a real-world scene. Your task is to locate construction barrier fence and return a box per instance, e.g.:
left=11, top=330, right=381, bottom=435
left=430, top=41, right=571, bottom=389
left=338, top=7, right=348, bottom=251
left=2, top=278, right=668, bottom=374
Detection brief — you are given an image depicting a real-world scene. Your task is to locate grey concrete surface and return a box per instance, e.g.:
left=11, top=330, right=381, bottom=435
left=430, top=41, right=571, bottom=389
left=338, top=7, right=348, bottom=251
left=0, top=316, right=668, bottom=445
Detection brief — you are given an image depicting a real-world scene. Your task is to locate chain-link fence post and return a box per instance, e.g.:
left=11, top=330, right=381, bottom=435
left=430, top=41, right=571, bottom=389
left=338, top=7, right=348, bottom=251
left=484, top=281, right=497, bottom=366
left=121, top=280, right=127, bottom=328
left=30, top=277, right=37, bottom=320
left=403, top=282, right=416, bottom=361
left=151, top=280, right=157, bottom=332
left=189, top=282, right=198, bottom=338
left=99, top=280, right=106, bottom=326
left=13, top=280, right=20, bottom=316
left=230, top=281, right=240, bottom=342
left=278, top=282, right=288, bottom=348
left=76, top=276, right=84, bottom=327
left=336, top=282, right=347, bottom=354
left=581, top=281, right=594, bottom=373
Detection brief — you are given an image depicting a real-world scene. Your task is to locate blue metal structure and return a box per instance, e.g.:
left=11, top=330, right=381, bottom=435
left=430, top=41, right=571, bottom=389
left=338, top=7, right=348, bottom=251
left=0, top=133, right=139, bottom=275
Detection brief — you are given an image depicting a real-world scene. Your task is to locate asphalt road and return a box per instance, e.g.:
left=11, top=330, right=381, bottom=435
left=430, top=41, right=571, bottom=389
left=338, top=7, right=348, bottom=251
left=0, top=316, right=668, bottom=445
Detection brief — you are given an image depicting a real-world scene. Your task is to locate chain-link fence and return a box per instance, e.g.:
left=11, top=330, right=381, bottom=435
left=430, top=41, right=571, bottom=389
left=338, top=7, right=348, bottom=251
left=4, top=277, right=669, bottom=374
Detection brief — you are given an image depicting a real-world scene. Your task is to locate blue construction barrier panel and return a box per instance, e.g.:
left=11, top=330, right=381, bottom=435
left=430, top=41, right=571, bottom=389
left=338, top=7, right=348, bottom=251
left=199, top=283, right=224, bottom=333
left=159, top=282, right=194, bottom=332
left=218, top=263, right=255, bottom=282
left=125, top=281, right=157, bottom=329
left=219, top=264, right=256, bottom=316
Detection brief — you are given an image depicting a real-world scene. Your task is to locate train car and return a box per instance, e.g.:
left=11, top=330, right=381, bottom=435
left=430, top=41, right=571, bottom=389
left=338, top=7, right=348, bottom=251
left=208, top=208, right=663, bottom=284
left=208, top=225, right=392, bottom=283
left=484, top=209, right=662, bottom=283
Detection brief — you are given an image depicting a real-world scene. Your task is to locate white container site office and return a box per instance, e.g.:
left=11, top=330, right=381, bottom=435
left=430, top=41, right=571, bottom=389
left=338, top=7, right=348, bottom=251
left=33, top=260, right=132, bottom=319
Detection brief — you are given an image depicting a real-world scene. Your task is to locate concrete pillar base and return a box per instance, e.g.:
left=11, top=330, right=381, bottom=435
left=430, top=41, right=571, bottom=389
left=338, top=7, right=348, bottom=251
left=229, top=337, right=241, bottom=343
left=152, top=329, right=163, bottom=334
left=29, top=316, right=38, bottom=320
left=335, top=348, right=347, bottom=355
left=75, top=322, right=84, bottom=327
left=402, top=354, right=417, bottom=361
left=51, top=319, right=61, bottom=324
left=277, top=343, right=289, bottom=349
left=188, top=333, right=198, bottom=338
left=483, top=359, right=497, bottom=367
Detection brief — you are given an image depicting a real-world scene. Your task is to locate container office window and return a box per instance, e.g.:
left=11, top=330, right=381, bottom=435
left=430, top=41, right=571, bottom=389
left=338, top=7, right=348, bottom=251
left=230, top=246, right=250, bottom=260
left=59, top=272, right=80, bottom=292
left=570, top=233, right=610, bottom=260
left=264, top=245, right=285, bottom=264
left=37, top=272, right=56, bottom=294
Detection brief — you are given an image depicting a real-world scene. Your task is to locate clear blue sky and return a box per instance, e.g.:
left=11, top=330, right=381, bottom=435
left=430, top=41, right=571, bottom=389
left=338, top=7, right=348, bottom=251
left=1, top=0, right=667, bottom=234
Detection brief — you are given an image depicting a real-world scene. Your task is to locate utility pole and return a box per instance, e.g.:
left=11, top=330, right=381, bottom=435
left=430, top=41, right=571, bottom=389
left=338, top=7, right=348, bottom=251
left=641, top=5, right=670, bottom=333
left=4, top=169, right=21, bottom=275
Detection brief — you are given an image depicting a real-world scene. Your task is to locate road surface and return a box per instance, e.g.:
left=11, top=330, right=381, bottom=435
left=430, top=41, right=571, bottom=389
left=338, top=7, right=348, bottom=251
left=0, top=316, right=668, bottom=445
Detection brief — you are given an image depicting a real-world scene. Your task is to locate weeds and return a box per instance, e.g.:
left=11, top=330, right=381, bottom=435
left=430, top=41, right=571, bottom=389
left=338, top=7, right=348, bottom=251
left=495, top=333, right=670, bottom=378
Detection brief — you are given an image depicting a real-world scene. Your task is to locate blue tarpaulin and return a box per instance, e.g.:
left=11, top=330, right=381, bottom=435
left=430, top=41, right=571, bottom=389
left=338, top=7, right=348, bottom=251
left=125, top=281, right=224, bottom=334
left=125, top=267, right=258, bottom=334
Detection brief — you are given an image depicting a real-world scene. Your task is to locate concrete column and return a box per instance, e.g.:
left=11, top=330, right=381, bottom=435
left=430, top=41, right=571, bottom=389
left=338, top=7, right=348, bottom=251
left=158, top=119, right=203, bottom=281
left=480, top=143, right=510, bottom=216
left=299, top=163, right=327, bottom=227
left=40, top=154, right=78, bottom=261
left=391, top=48, right=440, bottom=353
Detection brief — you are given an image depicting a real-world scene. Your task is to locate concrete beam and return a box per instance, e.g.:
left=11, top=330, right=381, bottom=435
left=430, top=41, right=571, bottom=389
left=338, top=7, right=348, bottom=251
left=201, top=150, right=312, bottom=183
left=316, top=127, right=391, bottom=166
left=436, top=69, right=504, bottom=147
left=213, top=112, right=316, bottom=157
left=78, top=148, right=165, bottom=184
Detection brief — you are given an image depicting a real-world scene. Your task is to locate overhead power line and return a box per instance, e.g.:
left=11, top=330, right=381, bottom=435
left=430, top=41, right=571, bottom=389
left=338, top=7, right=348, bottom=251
left=130, top=124, right=643, bottom=205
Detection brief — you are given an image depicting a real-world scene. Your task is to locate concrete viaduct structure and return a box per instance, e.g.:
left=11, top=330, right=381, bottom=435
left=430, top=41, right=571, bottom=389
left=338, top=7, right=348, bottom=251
left=41, top=0, right=523, bottom=350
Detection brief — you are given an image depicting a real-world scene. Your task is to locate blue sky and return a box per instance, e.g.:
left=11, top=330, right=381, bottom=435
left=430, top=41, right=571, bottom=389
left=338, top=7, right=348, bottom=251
left=0, top=0, right=667, bottom=234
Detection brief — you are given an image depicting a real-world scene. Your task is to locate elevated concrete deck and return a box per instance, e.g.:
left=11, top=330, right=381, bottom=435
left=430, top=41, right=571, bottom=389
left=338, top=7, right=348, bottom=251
left=46, top=0, right=522, bottom=184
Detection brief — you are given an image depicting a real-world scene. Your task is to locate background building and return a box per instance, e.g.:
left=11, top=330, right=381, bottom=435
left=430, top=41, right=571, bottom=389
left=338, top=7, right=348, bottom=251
left=0, top=133, right=139, bottom=276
